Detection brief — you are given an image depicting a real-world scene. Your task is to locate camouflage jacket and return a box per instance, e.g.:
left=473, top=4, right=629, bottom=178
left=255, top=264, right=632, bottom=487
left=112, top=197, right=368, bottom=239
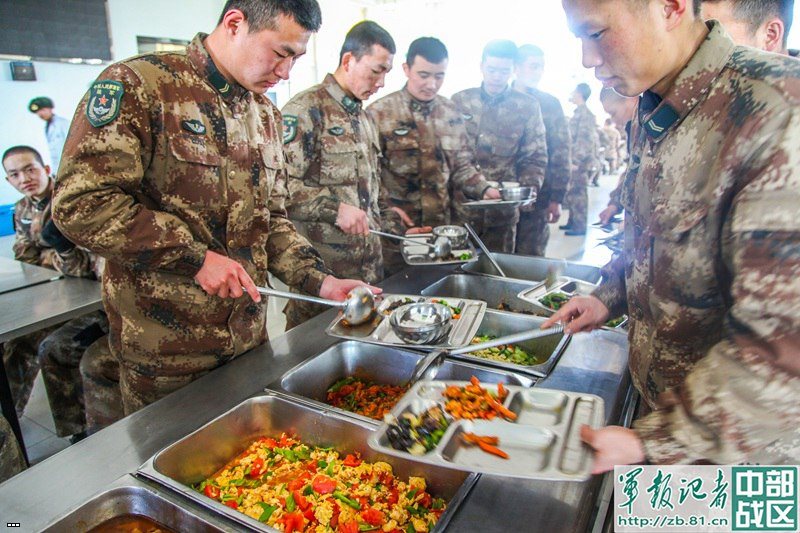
left=13, top=179, right=95, bottom=277
left=601, top=125, right=621, bottom=158
left=513, top=83, right=572, bottom=204
left=570, top=103, right=599, bottom=173
left=282, top=74, right=401, bottom=283
left=451, top=86, right=548, bottom=224
left=367, top=88, right=491, bottom=227
left=54, top=34, right=330, bottom=372
left=592, top=21, right=800, bottom=465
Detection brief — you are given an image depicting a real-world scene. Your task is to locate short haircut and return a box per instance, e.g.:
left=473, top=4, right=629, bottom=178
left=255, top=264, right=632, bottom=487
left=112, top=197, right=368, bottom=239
left=2, top=145, right=45, bottom=169
left=575, top=83, right=592, bottom=101
left=515, top=44, right=544, bottom=66
left=702, top=0, right=794, bottom=46
left=481, top=39, right=518, bottom=62
left=218, top=0, right=322, bottom=32
left=407, top=37, right=448, bottom=66
left=339, top=21, right=396, bottom=63
left=623, top=0, right=702, bottom=17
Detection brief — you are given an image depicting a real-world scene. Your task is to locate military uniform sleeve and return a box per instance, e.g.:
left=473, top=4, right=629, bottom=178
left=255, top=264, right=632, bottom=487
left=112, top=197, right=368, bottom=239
left=573, top=110, right=599, bottom=171
left=591, top=252, right=628, bottom=317
left=53, top=63, right=208, bottom=277
left=282, top=100, right=340, bottom=225
left=634, top=106, right=800, bottom=465
left=608, top=178, right=624, bottom=210
left=446, top=114, right=491, bottom=200
left=544, top=100, right=572, bottom=204
left=516, top=102, right=548, bottom=193
left=12, top=206, right=41, bottom=266
left=50, top=247, right=94, bottom=278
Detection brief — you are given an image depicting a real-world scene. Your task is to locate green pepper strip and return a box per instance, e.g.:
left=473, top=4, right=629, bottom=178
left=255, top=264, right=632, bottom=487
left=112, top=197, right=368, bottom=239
left=333, top=490, right=361, bottom=510
left=257, top=502, right=277, bottom=522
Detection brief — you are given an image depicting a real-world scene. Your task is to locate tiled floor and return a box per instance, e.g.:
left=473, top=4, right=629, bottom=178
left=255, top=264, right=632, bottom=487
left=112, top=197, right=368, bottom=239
left=9, top=170, right=622, bottom=465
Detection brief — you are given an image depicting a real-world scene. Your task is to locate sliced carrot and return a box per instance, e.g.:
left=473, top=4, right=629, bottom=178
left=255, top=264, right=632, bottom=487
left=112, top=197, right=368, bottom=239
left=477, top=441, right=509, bottom=459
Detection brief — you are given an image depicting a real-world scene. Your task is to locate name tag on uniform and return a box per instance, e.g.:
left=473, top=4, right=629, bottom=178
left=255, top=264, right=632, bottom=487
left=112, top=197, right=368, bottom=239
left=328, top=126, right=345, bottom=136
left=181, top=119, right=207, bottom=135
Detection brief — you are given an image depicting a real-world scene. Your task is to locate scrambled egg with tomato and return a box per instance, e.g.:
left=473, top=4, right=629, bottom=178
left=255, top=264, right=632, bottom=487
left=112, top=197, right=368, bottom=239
left=194, top=434, right=446, bottom=533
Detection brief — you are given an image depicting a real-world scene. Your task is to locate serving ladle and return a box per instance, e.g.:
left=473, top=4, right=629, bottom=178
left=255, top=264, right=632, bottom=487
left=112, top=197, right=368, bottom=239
left=406, top=325, right=565, bottom=386
left=370, top=230, right=453, bottom=259
left=253, top=285, right=376, bottom=325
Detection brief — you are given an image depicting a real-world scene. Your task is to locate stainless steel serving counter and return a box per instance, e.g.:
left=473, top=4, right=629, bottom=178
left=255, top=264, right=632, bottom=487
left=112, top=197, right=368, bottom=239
left=0, top=264, right=632, bottom=532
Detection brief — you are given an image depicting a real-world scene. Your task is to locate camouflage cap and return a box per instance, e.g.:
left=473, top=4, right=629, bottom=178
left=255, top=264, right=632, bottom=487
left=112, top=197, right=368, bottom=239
left=28, top=96, right=54, bottom=112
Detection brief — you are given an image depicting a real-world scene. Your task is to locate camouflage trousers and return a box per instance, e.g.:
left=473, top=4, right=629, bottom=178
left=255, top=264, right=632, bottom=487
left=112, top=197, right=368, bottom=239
left=79, top=335, right=124, bottom=434
left=452, top=206, right=518, bottom=254
left=0, top=414, right=25, bottom=483
left=118, top=362, right=214, bottom=416
left=3, top=328, right=54, bottom=416
left=515, top=203, right=550, bottom=257
left=564, top=169, right=589, bottom=232
left=38, top=311, right=108, bottom=437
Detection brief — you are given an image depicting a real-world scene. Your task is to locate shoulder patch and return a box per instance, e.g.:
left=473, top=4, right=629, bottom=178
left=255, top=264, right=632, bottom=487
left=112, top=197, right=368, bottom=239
left=283, top=115, right=298, bottom=144
left=86, top=80, right=124, bottom=127
left=328, top=126, right=345, bottom=136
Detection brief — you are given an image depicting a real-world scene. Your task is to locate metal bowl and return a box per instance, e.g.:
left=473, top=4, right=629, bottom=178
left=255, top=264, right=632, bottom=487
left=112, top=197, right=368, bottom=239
left=432, top=225, right=468, bottom=248
left=499, top=186, right=533, bottom=201
left=389, top=302, right=452, bottom=345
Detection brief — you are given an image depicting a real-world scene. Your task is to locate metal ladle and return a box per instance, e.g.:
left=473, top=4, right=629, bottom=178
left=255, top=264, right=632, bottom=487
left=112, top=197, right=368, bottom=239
left=406, top=325, right=565, bottom=386
left=464, top=223, right=507, bottom=277
left=370, top=230, right=453, bottom=259
left=254, top=285, right=376, bottom=325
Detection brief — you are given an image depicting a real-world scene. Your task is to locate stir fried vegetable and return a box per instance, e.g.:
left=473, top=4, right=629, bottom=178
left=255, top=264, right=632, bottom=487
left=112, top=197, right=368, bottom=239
left=468, top=335, right=537, bottom=365
left=539, top=292, right=569, bottom=310
left=605, top=315, right=627, bottom=328
left=386, top=406, right=450, bottom=456
left=193, top=433, right=446, bottom=532
left=326, top=377, right=408, bottom=420
left=429, top=299, right=461, bottom=319
left=443, top=377, right=516, bottom=421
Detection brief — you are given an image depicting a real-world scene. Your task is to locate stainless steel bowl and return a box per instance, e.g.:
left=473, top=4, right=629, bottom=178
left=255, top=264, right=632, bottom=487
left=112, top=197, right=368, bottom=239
left=390, top=302, right=452, bottom=345
left=499, top=186, right=533, bottom=201
left=432, top=225, right=468, bottom=248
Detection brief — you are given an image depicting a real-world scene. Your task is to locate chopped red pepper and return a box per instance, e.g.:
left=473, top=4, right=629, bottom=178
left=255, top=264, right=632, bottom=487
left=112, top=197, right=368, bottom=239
left=259, top=437, right=278, bottom=449
left=203, top=484, right=220, bottom=499
left=312, top=475, right=337, bottom=494
left=338, top=520, right=359, bottom=533
left=418, top=492, right=432, bottom=508
left=224, top=500, right=238, bottom=509
left=342, top=454, right=361, bottom=467
left=360, top=507, right=385, bottom=526
left=280, top=511, right=306, bottom=533
left=293, top=489, right=310, bottom=511
left=249, top=457, right=265, bottom=478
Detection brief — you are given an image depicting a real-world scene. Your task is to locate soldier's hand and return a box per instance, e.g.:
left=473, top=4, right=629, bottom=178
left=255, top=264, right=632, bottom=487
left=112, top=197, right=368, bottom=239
left=406, top=226, right=433, bottom=235
left=194, top=250, right=261, bottom=302
left=580, top=425, right=645, bottom=474
left=319, top=275, right=382, bottom=301
left=598, top=205, right=620, bottom=225
left=390, top=206, right=415, bottom=228
left=336, top=203, right=370, bottom=235
left=483, top=187, right=501, bottom=200
left=540, top=295, right=609, bottom=334
left=546, top=201, right=562, bottom=223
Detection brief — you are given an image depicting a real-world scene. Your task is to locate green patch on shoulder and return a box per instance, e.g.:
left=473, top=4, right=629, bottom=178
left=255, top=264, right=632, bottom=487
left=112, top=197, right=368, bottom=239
left=86, top=80, right=124, bottom=127
left=283, top=115, right=298, bottom=144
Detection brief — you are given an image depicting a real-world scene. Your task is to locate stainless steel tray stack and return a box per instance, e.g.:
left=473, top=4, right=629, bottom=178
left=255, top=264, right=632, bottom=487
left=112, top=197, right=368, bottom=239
left=326, top=294, right=487, bottom=350
left=369, top=382, right=604, bottom=481
left=271, top=341, right=536, bottom=424
left=400, top=232, right=479, bottom=266
left=460, top=253, right=603, bottom=284
left=138, top=392, right=478, bottom=533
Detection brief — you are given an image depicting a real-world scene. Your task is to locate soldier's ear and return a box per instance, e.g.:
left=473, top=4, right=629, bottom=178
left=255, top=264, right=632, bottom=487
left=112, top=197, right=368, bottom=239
left=762, top=18, right=785, bottom=53
left=341, top=51, right=355, bottom=72
left=402, top=63, right=410, bottom=77
left=220, top=8, right=246, bottom=36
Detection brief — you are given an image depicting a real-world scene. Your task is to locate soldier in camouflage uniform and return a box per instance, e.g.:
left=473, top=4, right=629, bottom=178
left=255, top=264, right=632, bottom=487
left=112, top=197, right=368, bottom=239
left=0, top=414, right=25, bottom=483
left=601, top=119, right=621, bottom=173
left=511, top=45, right=572, bottom=256
left=701, top=0, right=794, bottom=55
left=597, top=88, right=637, bottom=226
left=282, top=21, right=404, bottom=327
left=451, top=40, right=548, bottom=253
left=561, top=83, right=599, bottom=236
left=79, top=335, right=124, bottom=433
left=548, top=0, right=800, bottom=469
left=368, top=37, right=497, bottom=276
left=54, top=1, right=370, bottom=414
left=3, top=146, right=108, bottom=440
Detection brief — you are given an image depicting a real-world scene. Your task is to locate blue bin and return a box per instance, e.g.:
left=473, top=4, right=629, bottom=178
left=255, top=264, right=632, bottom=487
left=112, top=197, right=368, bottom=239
left=0, top=204, right=14, bottom=237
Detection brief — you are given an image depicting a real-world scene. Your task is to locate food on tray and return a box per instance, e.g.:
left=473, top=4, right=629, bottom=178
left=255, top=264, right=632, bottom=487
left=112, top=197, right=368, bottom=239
left=605, top=315, right=626, bottom=328
left=461, top=433, right=509, bottom=459
left=429, top=299, right=461, bottom=319
left=456, top=252, right=473, bottom=261
left=88, top=515, right=175, bottom=533
left=538, top=292, right=569, bottom=310
left=194, top=433, right=446, bottom=532
left=325, top=377, right=408, bottom=420
left=382, top=297, right=418, bottom=315
left=385, top=406, right=450, bottom=456
left=443, top=377, right=516, bottom=421
left=468, top=335, right=536, bottom=365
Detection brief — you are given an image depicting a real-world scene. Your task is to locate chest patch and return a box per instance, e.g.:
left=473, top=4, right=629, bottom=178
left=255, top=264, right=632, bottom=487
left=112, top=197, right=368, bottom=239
left=328, top=126, right=345, bottom=136
left=393, top=128, right=409, bottom=137
left=283, top=115, right=298, bottom=144
left=181, top=119, right=206, bottom=135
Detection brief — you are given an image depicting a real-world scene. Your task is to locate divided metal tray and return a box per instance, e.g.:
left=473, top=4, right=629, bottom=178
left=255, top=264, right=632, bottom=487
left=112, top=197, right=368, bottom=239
left=369, top=382, right=603, bottom=481
left=138, top=392, right=477, bottom=533
left=421, top=274, right=549, bottom=316
left=271, top=340, right=536, bottom=424
left=326, top=293, right=486, bottom=350
left=516, top=278, right=599, bottom=313
left=400, top=232, right=479, bottom=266
left=461, top=253, right=603, bottom=284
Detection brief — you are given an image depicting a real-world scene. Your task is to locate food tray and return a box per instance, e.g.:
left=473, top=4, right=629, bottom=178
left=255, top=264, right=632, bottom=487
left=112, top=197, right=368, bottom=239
left=369, top=382, right=603, bottom=481
left=421, top=274, right=548, bottom=317
left=461, top=198, right=536, bottom=209
left=460, top=253, right=603, bottom=284
left=400, top=233, right=478, bottom=266
left=326, top=294, right=487, bottom=351
left=271, top=340, right=536, bottom=424
left=138, top=392, right=477, bottom=533
left=516, top=278, right=598, bottom=313
left=449, top=310, right=570, bottom=378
